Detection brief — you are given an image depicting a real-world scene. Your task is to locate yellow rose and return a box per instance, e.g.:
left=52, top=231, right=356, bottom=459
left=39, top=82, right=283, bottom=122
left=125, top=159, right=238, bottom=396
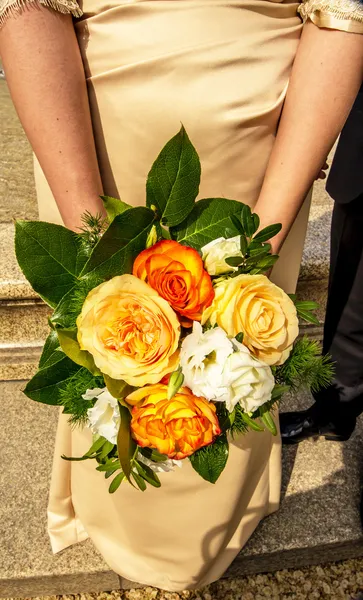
left=202, top=274, right=298, bottom=366
left=77, top=275, right=180, bottom=386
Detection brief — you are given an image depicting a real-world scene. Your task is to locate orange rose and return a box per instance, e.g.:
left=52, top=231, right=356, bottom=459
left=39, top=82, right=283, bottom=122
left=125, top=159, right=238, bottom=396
left=127, top=384, right=221, bottom=459
left=133, top=240, right=214, bottom=326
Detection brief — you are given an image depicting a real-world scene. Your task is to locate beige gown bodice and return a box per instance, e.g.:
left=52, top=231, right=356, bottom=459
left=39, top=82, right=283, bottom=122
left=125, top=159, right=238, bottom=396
left=1, top=0, right=363, bottom=591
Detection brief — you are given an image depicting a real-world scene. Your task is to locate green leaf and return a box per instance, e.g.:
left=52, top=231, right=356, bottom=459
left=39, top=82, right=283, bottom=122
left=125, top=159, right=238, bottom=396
left=24, top=356, right=83, bottom=405
left=57, top=328, right=100, bottom=376
left=252, top=213, right=260, bottom=233
left=132, top=471, right=147, bottom=491
left=101, top=195, right=132, bottom=222
left=254, top=255, right=279, bottom=270
left=253, top=224, right=282, bottom=243
left=105, top=468, right=120, bottom=479
left=38, top=331, right=62, bottom=369
left=240, top=235, right=248, bottom=256
left=241, top=205, right=256, bottom=238
left=261, top=411, right=278, bottom=436
left=117, top=404, right=137, bottom=486
left=235, top=332, right=244, bottom=344
left=297, top=309, right=320, bottom=326
left=104, top=375, right=134, bottom=401
left=228, top=404, right=249, bottom=437
left=86, top=436, right=108, bottom=456
left=241, top=412, right=264, bottom=432
left=171, top=198, right=248, bottom=249
left=295, top=301, right=320, bottom=311
left=230, top=214, right=244, bottom=234
left=246, top=245, right=271, bottom=261
left=135, top=461, right=161, bottom=488
left=97, top=460, right=121, bottom=472
left=271, top=384, right=290, bottom=401
left=140, top=448, right=168, bottom=463
left=98, top=440, right=115, bottom=460
left=190, top=434, right=229, bottom=484
left=15, top=221, right=87, bottom=307
left=225, top=256, right=242, bottom=267
left=62, top=435, right=107, bottom=461
left=109, top=472, right=125, bottom=493
left=215, top=404, right=234, bottom=433
left=146, top=126, right=201, bottom=227
left=80, top=207, right=154, bottom=282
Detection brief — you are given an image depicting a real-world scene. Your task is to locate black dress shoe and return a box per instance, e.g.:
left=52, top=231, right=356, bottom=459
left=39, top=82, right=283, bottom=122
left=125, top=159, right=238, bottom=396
left=279, top=407, right=355, bottom=445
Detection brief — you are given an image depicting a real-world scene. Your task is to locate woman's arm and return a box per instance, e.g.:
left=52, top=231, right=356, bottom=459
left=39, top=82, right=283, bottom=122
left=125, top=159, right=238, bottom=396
left=0, top=5, right=104, bottom=230
left=254, top=21, right=363, bottom=253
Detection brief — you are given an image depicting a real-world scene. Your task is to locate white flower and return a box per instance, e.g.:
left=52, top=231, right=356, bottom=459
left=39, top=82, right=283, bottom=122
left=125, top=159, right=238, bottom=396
left=201, top=236, right=241, bottom=276
left=180, top=324, right=274, bottom=414
left=223, top=340, right=275, bottom=413
left=138, top=453, right=183, bottom=473
left=180, top=322, right=234, bottom=401
left=84, top=387, right=120, bottom=445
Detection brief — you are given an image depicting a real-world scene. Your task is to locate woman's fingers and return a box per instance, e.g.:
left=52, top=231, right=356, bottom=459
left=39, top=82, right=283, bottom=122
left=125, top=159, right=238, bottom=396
left=316, top=161, right=329, bottom=180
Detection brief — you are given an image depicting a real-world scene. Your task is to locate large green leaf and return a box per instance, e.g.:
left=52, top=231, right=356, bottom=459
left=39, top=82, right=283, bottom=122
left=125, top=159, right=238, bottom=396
left=101, top=196, right=132, bottom=223
left=57, top=328, right=100, bottom=376
left=171, top=198, right=248, bottom=249
left=15, top=221, right=86, bottom=307
left=80, top=207, right=154, bottom=282
left=51, top=208, right=153, bottom=329
left=24, top=356, right=83, bottom=405
left=146, top=126, right=200, bottom=227
left=190, top=434, right=229, bottom=484
left=38, top=330, right=62, bottom=369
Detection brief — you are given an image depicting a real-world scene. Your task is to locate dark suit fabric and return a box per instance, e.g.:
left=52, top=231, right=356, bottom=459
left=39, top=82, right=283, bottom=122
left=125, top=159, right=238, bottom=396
left=314, top=90, right=363, bottom=428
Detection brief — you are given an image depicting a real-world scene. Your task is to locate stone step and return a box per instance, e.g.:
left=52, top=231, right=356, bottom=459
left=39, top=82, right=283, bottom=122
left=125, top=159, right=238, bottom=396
left=0, top=380, right=362, bottom=597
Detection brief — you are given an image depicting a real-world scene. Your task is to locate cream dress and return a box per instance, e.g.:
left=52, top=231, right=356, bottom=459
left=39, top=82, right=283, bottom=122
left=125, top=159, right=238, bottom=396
left=2, top=0, right=363, bottom=590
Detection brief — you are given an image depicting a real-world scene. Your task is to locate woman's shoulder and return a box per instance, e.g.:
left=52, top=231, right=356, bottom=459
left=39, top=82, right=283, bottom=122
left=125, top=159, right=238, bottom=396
left=0, top=0, right=82, bottom=28
left=298, top=0, right=363, bottom=33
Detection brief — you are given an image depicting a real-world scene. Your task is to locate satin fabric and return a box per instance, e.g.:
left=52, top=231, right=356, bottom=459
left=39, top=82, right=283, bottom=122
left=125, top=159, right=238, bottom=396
left=35, top=0, right=310, bottom=590
left=309, top=10, right=363, bottom=31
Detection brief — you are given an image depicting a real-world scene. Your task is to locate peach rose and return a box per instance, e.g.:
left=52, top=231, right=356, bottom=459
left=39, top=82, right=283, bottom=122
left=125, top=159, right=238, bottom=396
left=127, top=384, right=221, bottom=459
left=77, top=275, right=180, bottom=386
left=133, top=240, right=214, bottom=326
left=202, top=274, right=298, bottom=366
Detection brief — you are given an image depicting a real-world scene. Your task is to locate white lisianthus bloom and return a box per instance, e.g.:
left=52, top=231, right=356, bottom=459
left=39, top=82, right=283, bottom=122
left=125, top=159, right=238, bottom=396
left=180, top=322, right=234, bottom=400
left=201, top=236, right=241, bottom=276
left=222, top=340, right=275, bottom=413
left=84, top=387, right=120, bottom=445
left=180, top=324, right=274, bottom=414
left=138, top=453, right=183, bottom=473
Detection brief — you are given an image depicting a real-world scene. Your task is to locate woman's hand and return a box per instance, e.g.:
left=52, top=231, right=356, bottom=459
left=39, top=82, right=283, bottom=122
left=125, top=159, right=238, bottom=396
left=316, top=161, right=329, bottom=181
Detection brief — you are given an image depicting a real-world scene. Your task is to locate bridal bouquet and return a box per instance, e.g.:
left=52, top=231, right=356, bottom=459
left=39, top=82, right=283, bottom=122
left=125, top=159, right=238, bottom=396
left=15, top=128, right=332, bottom=492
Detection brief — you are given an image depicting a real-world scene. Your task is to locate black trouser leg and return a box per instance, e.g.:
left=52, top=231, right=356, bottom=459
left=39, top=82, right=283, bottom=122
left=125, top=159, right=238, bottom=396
left=313, top=194, right=363, bottom=430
